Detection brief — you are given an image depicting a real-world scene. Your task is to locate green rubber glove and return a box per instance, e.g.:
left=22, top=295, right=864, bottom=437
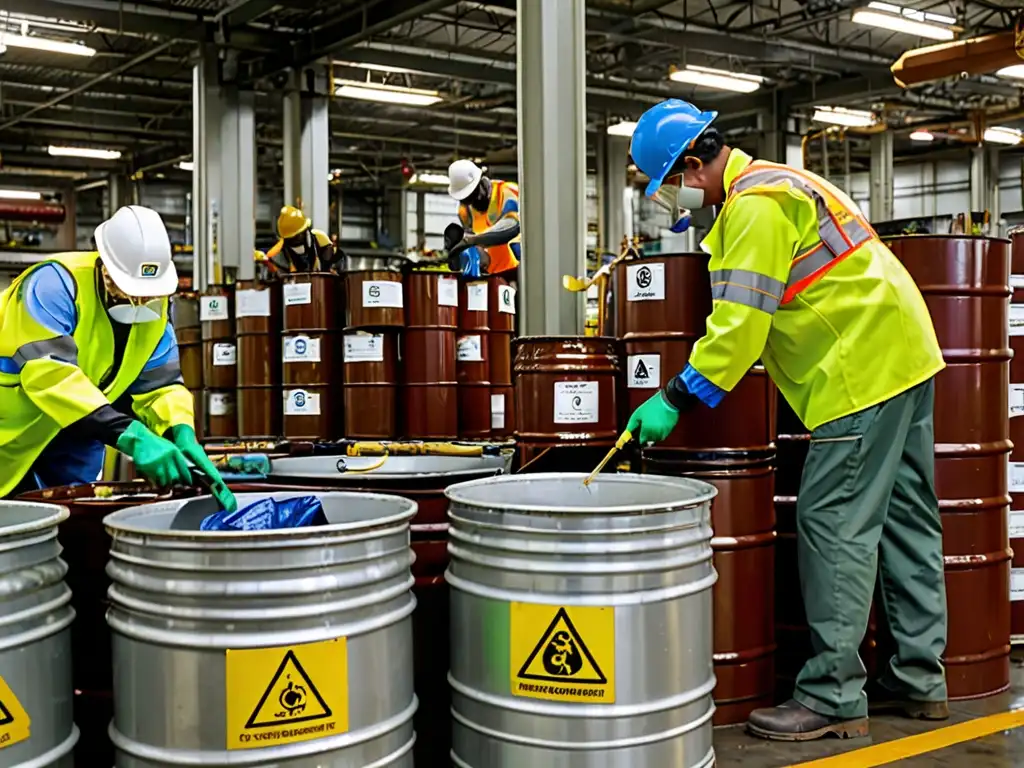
left=626, top=391, right=680, bottom=444
left=116, top=421, right=192, bottom=488
left=167, top=425, right=238, bottom=513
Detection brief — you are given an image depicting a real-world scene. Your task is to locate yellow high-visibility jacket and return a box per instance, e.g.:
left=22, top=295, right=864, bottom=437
left=689, top=149, right=944, bottom=430
left=0, top=251, right=194, bottom=495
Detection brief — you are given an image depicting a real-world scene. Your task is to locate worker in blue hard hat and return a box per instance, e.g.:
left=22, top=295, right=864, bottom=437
left=625, top=99, right=948, bottom=741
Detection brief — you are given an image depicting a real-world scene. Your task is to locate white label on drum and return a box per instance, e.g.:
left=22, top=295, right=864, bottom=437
left=1010, top=461, right=1024, bottom=493
left=457, top=335, right=484, bottom=362
left=344, top=333, right=385, bottom=362
left=283, top=335, right=321, bottom=363
left=362, top=280, right=403, bottom=308
left=554, top=381, right=599, bottom=424
left=212, top=343, right=236, bottom=366
left=498, top=284, right=516, bottom=314
left=627, top=354, right=660, bottom=389
left=208, top=392, right=233, bottom=416
left=283, top=282, right=312, bottom=306
left=491, top=393, right=506, bottom=429
left=626, top=262, right=665, bottom=302
left=1012, top=569, right=1024, bottom=602
left=200, top=295, right=229, bottom=321
left=1009, top=510, right=1024, bottom=540
left=466, top=282, right=488, bottom=312
left=235, top=289, right=271, bottom=318
left=284, top=389, right=321, bottom=415
left=438, top=276, right=459, bottom=307
left=1011, top=274, right=1024, bottom=289
left=1011, top=304, right=1024, bottom=336
left=1011, top=384, right=1024, bottom=418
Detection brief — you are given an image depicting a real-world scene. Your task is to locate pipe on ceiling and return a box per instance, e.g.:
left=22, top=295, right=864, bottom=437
left=0, top=202, right=66, bottom=223
left=891, top=31, right=1020, bottom=88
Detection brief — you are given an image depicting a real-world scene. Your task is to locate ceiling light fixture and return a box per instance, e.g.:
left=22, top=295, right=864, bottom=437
left=47, top=145, right=121, bottom=159
left=0, top=189, right=41, bottom=200
left=607, top=120, right=637, bottom=137
left=909, top=130, right=934, bottom=142
left=409, top=172, right=448, bottom=185
left=983, top=126, right=1023, bottom=146
left=811, top=106, right=877, bottom=128
left=178, top=161, right=194, bottom=171
left=0, top=32, right=95, bottom=56
left=996, top=64, right=1024, bottom=81
left=669, top=64, right=764, bottom=93
left=334, top=79, right=441, bottom=106
left=851, top=2, right=959, bottom=41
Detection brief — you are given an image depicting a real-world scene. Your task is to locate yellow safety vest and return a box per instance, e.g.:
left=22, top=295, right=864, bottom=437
left=691, top=150, right=944, bottom=430
left=0, top=252, right=193, bottom=495
left=458, top=180, right=520, bottom=274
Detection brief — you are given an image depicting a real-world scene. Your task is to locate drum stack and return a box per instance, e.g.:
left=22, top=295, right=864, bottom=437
left=235, top=279, right=281, bottom=439
left=1009, top=225, right=1024, bottom=646
left=488, top=277, right=516, bottom=438
left=199, top=286, right=237, bottom=440
left=458, top=279, right=492, bottom=440
left=170, top=293, right=203, bottom=439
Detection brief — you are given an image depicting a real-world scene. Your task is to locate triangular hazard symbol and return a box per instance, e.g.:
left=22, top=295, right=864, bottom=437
left=517, top=607, right=607, bottom=685
left=0, top=700, right=13, bottom=727
left=245, top=649, right=333, bottom=729
left=633, top=359, right=650, bottom=380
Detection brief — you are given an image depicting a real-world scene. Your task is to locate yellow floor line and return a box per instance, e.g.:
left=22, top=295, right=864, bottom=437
left=789, top=708, right=1024, bottom=767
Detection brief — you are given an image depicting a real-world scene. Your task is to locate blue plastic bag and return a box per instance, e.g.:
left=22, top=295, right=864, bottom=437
left=200, top=495, right=327, bottom=531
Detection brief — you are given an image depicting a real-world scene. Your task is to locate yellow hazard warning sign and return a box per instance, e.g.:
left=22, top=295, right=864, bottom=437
left=510, top=603, right=615, bottom=704
left=0, top=675, right=31, bottom=749
left=225, top=637, right=349, bottom=750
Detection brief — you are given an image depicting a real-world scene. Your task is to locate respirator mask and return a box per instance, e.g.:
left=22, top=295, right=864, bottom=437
left=102, top=269, right=162, bottom=324
left=650, top=165, right=708, bottom=234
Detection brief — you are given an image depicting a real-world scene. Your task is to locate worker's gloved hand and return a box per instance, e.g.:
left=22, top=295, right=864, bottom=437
left=626, top=392, right=681, bottom=444
left=460, top=247, right=482, bottom=278
left=116, top=421, right=192, bottom=488
left=167, top=425, right=238, bottom=512
left=443, top=222, right=466, bottom=252
left=669, top=211, right=692, bottom=234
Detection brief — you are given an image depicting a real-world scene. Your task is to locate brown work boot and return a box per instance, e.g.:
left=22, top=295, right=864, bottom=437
left=746, top=699, right=870, bottom=742
left=865, top=680, right=949, bottom=720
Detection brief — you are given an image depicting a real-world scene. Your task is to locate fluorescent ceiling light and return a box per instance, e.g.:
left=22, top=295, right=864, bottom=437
left=48, top=145, right=121, bottom=159
left=178, top=161, right=194, bottom=172
left=333, top=60, right=414, bottom=75
left=409, top=172, right=448, bottom=185
left=607, top=120, right=637, bottom=137
left=909, top=130, right=934, bottom=142
left=812, top=106, right=877, bottom=128
left=851, top=3, right=958, bottom=41
left=0, top=189, right=41, bottom=200
left=997, top=64, right=1024, bottom=81
left=983, top=126, right=1023, bottom=145
left=334, top=80, right=441, bottom=106
left=0, top=33, right=95, bottom=56
left=669, top=64, right=764, bottom=93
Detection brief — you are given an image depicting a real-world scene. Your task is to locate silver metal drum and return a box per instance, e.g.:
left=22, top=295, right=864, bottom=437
left=104, top=491, right=418, bottom=767
left=0, top=502, right=78, bottom=768
left=445, top=473, right=718, bottom=768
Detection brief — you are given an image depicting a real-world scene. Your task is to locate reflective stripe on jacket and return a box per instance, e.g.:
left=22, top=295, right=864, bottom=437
left=690, top=149, right=944, bottom=431
left=0, top=251, right=194, bottom=495
left=458, top=180, right=521, bottom=274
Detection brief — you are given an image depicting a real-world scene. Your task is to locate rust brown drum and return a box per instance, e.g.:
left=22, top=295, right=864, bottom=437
left=17, top=482, right=197, bottom=768
left=888, top=234, right=1012, bottom=699
left=235, top=278, right=281, bottom=439
left=458, top=279, right=492, bottom=440
left=343, top=331, right=399, bottom=439
left=488, top=276, right=516, bottom=440
left=235, top=453, right=511, bottom=768
left=343, top=254, right=409, bottom=330
left=1009, top=225, right=1024, bottom=645
left=200, top=286, right=236, bottom=439
left=281, top=271, right=340, bottom=331
left=404, top=264, right=459, bottom=439
left=170, top=293, right=201, bottom=391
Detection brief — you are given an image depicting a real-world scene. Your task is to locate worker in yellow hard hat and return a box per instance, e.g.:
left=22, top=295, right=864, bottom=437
left=266, top=205, right=339, bottom=272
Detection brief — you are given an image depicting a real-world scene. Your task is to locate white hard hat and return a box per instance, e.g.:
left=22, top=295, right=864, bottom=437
left=448, top=159, right=483, bottom=201
left=94, top=205, right=177, bottom=297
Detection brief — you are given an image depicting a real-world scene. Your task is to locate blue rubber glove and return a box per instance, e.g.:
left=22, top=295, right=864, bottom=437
left=460, top=246, right=482, bottom=278
left=167, top=425, right=238, bottom=512
left=626, top=392, right=680, bottom=444
left=669, top=212, right=692, bottom=234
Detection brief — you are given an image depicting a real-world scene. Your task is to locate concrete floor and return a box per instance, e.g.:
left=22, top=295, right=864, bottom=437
left=715, top=652, right=1024, bottom=767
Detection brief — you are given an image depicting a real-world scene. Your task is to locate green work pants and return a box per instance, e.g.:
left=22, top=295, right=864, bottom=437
left=793, top=378, right=947, bottom=719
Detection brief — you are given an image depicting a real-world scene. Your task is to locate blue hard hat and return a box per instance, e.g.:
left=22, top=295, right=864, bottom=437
left=629, top=99, right=718, bottom=197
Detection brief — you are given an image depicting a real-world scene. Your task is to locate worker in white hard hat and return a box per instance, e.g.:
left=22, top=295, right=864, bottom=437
left=444, top=159, right=520, bottom=278
left=0, top=205, right=237, bottom=511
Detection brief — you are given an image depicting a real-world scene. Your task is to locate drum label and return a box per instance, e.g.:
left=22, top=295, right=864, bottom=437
left=1011, top=384, right=1024, bottom=418
left=1012, top=569, right=1024, bottom=603
left=208, top=392, right=234, bottom=416
left=1011, top=461, right=1024, bottom=494
left=200, top=295, right=230, bottom=321
left=457, top=335, right=484, bottom=362
left=498, top=284, right=516, bottom=314
left=283, top=282, right=312, bottom=306
left=236, top=289, right=272, bottom=318
left=466, top=282, right=488, bottom=312
left=437, top=276, right=459, bottom=307
left=213, top=343, right=237, bottom=366
left=1011, top=304, right=1024, bottom=336
left=284, top=389, right=321, bottom=415
left=553, top=381, right=599, bottom=423
left=627, top=354, right=660, bottom=389
left=510, top=603, right=615, bottom=705
left=1009, top=510, right=1024, bottom=540
left=626, top=262, right=665, bottom=302
left=362, top=280, right=403, bottom=309
left=0, top=675, right=31, bottom=750
left=344, top=334, right=385, bottom=363
left=1011, top=274, right=1024, bottom=289
left=225, top=638, right=348, bottom=750
left=491, top=393, right=505, bottom=429
left=283, top=335, right=322, bottom=363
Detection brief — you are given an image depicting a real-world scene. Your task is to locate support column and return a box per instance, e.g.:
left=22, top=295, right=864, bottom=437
left=756, top=107, right=783, bottom=163
left=107, top=174, right=129, bottom=217
left=517, top=0, right=587, bottom=335
left=596, top=128, right=629, bottom=255
left=971, top=146, right=1001, bottom=231
left=282, top=65, right=331, bottom=229
left=869, top=131, right=894, bottom=223
left=193, top=49, right=257, bottom=288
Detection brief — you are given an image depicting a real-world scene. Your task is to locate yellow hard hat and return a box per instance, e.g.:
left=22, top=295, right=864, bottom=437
left=277, top=206, right=311, bottom=240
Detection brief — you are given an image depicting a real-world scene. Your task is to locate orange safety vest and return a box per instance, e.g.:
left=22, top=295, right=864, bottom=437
left=459, top=180, right=520, bottom=274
